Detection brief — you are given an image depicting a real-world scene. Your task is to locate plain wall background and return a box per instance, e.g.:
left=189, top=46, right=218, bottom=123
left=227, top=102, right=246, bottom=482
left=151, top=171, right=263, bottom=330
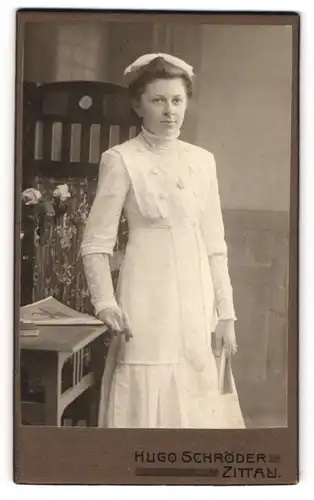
left=196, top=25, right=292, bottom=211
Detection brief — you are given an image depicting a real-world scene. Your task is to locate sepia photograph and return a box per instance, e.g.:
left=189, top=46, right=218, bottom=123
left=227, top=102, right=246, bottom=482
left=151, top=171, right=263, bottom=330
left=14, top=9, right=299, bottom=485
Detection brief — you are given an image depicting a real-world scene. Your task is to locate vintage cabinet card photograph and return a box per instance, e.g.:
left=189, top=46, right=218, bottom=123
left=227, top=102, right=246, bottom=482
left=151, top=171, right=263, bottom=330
left=14, top=9, right=299, bottom=485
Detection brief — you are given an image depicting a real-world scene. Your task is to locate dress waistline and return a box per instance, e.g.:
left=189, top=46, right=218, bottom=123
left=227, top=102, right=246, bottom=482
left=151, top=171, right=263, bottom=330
left=129, top=221, right=200, bottom=232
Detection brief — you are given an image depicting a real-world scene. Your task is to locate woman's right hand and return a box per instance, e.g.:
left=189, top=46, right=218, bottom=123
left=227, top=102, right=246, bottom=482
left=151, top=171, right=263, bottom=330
left=97, top=306, right=133, bottom=342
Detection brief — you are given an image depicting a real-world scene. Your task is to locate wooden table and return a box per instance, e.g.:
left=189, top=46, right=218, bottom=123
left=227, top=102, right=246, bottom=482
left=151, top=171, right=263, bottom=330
left=20, top=324, right=108, bottom=427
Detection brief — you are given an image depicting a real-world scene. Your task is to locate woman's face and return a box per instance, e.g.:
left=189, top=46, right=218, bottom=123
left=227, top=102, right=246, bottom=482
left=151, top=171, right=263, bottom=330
left=133, top=77, right=188, bottom=137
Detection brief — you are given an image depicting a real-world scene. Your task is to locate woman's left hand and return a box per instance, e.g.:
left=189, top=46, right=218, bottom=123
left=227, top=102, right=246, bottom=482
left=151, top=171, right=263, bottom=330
left=215, top=319, right=238, bottom=356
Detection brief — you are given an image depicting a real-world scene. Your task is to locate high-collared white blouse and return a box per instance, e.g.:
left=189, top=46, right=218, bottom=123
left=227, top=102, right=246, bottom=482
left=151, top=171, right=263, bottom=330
left=81, top=127, right=235, bottom=317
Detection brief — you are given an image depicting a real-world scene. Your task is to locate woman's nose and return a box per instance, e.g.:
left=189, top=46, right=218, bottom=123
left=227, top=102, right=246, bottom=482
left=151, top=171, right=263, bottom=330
left=163, top=101, right=174, bottom=115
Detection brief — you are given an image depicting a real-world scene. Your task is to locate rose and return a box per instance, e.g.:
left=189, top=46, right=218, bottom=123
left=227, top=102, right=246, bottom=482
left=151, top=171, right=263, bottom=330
left=21, top=188, right=42, bottom=206
left=52, top=184, right=71, bottom=202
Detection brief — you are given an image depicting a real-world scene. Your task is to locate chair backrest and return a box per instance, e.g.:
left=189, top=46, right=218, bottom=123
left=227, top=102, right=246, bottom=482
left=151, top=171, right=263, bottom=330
left=21, top=81, right=140, bottom=310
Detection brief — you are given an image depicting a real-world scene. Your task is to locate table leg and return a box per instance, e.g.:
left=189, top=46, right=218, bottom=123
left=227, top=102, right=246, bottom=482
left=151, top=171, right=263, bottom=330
left=21, top=350, right=62, bottom=427
left=42, top=351, right=64, bottom=427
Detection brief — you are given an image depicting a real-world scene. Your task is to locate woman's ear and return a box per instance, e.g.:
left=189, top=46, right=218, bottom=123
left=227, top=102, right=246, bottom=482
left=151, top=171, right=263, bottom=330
left=131, top=98, right=142, bottom=118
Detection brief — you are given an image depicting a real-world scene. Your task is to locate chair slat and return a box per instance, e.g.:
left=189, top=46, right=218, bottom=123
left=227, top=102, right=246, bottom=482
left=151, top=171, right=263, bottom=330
left=80, top=123, right=91, bottom=163
left=42, top=121, right=53, bottom=160
left=61, top=122, right=71, bottom=163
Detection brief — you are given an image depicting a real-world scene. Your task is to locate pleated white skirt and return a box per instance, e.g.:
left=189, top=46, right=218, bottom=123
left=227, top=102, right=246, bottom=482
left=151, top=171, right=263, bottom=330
left=98, top=335, right=245, bottom=429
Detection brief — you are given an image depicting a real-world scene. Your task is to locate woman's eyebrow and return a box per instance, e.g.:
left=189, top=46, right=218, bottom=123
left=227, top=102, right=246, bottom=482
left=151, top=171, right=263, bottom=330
left=151, top=94, right=183, bottom=98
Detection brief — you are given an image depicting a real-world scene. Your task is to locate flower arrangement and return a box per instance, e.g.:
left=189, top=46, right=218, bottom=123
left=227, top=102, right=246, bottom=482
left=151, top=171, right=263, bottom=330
left=52, top=184, right=71, bottom=217
left=20, top=184, right=73, bottom=247
left=21, top=188, right=42, bottom=206
left=29, top=179, right=94, bottom=311
left=21, top=184, right=71, bottom=210
left=21, top=179, right=129, bottom=312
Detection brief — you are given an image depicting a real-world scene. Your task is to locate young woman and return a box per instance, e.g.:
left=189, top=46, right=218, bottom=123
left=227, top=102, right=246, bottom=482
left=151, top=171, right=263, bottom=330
left=81, top=53, right=245, bottom=429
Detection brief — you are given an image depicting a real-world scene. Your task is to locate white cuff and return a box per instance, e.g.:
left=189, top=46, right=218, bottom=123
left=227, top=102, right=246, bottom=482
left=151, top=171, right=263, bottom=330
left=210, top=254, right=237, bottom=321
left=82, top=253, right=119, bottom=315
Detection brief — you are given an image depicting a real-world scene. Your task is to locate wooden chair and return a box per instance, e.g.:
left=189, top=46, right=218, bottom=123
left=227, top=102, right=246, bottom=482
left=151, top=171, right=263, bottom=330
left=20, top=80, right=140, bottom=425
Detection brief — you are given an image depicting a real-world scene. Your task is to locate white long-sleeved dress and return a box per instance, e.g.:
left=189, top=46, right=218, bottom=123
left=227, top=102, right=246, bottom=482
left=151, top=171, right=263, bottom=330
left=81, top=127, right=245, bottom=429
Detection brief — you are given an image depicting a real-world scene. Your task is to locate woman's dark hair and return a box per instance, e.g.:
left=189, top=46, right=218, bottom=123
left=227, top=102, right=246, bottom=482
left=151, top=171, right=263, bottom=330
left=128, top=56, right=193, bottom=100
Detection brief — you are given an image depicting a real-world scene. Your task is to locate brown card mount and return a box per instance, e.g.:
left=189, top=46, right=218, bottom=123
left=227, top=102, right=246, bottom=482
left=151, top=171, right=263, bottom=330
left=14, top=9, right=299, bottom=486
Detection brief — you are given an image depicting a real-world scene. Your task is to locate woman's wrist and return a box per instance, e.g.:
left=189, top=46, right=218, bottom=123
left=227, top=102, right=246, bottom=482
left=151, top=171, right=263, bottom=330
left=95, top=299, right=120, bottom=317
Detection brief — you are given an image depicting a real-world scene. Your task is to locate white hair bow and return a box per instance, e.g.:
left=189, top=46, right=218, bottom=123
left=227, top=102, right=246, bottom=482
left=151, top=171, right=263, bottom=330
left=123, top=53, right=194, bottom=79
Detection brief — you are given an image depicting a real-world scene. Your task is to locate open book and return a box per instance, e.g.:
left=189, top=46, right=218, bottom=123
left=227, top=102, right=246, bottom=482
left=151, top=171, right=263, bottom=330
left=20, top=296, right=104, bottom=326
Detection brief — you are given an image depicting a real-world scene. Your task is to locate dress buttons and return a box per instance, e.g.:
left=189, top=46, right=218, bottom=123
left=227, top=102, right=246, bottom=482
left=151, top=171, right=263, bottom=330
left=176, top=179, right=185, bottom=189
